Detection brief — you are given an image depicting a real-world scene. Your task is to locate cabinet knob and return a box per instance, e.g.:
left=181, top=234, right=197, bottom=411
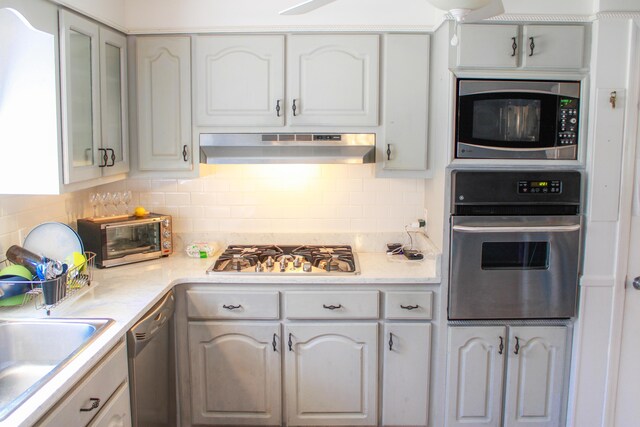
left=528, top=37, right=535, bottom=56
left=98, top=148, right=108, bottom=168
left=182, top=145, right=188, bottom=162
left=388, top=332, right=394, bottom=351
left=292, top=99, right=298, bottom=116
left=272, top=333, right=278, bottom=352
left=107, top=148, right=116, bottom=167
left=514, top=336, right=520, bottom=355
left=498, top=336, right=504, bottom=355
left=288, top=333, right=293, bottom=351
left=511, top=37, right=518, bottom=57
left=386, top=144, right=392, bottom=161
left=79, top=397, right=100, bottom=412
left=276, top=99, right=281, bottom=117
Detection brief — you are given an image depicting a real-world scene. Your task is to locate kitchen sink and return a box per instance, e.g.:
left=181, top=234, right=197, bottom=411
left=0, top=318, right=113, bottom=421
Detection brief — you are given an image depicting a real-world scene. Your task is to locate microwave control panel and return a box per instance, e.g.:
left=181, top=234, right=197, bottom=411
left=518, top=180, right=562, bottom=194
left=558, top=97, right=579, bottom=146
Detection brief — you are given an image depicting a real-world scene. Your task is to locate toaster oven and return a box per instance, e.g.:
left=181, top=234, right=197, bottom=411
left=77, top=214, right=173, bottom=268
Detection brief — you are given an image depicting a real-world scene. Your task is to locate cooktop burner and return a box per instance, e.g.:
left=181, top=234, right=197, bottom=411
left=207, top=245, right=360, bottom=275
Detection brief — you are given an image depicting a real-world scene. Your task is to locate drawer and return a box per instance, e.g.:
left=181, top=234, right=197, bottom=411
left=186, top=290, right=280, bottom=319
left=37, top=340, right=127, bottom=427
left=87, top=382, right=131, bottom=427
left=385, top=291, right=433, bottom=320
left=285, top=291, right=379, bottom=319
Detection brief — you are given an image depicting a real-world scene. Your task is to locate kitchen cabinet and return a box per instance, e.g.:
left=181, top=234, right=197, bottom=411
left=454, top=24, right=586, bottom=70
left=59, top=10, right=129, bottom=184
left=37, top=340, right=129, bottom=427
left=193, top=34, right=379, bottom=128
left=135, top=36, right=193, bottom=172
left=188, top=322, right=282, bottom=425
left=382, top=34, right=429, bottom=172
left=284, top=323, right=378, bottom=426
left=445, top=326, right=569, bottom=427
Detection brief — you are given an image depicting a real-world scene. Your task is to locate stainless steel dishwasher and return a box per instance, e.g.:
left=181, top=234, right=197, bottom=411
left=127, top=290, right=176, bottom=427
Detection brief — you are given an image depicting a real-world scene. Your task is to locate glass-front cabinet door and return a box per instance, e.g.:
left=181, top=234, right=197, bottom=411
left=60, top=10, right=101, bottom=184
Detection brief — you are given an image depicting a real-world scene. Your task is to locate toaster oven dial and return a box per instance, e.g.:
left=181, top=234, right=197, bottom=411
left=162, top=219, right=171, bottom=228
left=163, top=230, right=171, bottom=238
left=163, top=241, right=172, bottom=249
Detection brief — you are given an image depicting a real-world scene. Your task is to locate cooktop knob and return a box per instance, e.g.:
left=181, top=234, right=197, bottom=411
left=266, top=256, right=274, bottom=268
left=293, top=256, right=303, bottom=268
left=255, top=262, right=264, bottom=272
left=303, top=262, right=312, bottom=272
left=280, top=258, right=288, bottom=272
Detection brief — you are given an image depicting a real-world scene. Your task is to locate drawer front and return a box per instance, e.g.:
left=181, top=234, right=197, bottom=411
left=37, top=340, right=128, bottom=427
left=186, top=290, right=280, bottom=319
left=385, top=291, right=433, bottom=319
left=285, top=291, right=379, bottom=319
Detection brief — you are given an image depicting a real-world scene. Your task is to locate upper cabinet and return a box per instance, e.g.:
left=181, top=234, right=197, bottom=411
left=135, top=36, right=193, bottom=172
left=193, top=34, right=380, bottom=128
left=453, top=24, right=587, bottom=70
left=60, top=10, right=129, bottom=185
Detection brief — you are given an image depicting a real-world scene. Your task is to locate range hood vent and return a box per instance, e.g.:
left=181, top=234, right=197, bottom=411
left=200, top=133, right=376, bottom=164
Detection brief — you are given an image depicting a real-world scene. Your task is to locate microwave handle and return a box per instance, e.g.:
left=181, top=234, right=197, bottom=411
left=452, top=224, right=581, bottom=233
left=103, top=218, right=162, bottom=229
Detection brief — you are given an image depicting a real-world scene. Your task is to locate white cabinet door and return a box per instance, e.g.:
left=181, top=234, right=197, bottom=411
left=188, top=322, right=282, bottom=426
left=87, top=382, right=132, bottom=427
left=60, top=10, right=102, bottom=184
left=446, top=326, right=506, bottom=427
left=195, top=35, right=285, bottom=126
left=456, top=25, right=520, bottom=68
left=521, top=25, right=585, bottom=69
left=382, top=323, right=431, bottom=426
left=284, top=323, right=378, bottom=426
left=383, top=34, right=429, bottom=171
left=136, top=36, right=192, bottom=171
left=99, top=27, right=128, bottom=176
left=287, top=35, right=379, bottom=126
left=503, top=326, right=568, bottom=427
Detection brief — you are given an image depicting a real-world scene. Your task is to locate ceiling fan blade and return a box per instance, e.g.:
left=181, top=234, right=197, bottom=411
left=463, top=0, right=504, bottom=22
left=279, top=0, right=338, bottom=15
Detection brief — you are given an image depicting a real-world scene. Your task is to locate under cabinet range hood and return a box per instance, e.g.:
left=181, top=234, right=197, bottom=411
left=199, top=133, right=376, bottom=164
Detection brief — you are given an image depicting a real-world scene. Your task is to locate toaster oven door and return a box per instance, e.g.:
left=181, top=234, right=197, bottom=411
left=103, top=220, right=162, bottom=266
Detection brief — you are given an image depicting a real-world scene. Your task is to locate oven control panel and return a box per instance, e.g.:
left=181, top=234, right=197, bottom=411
left=518, top=180, right=562, bottom=194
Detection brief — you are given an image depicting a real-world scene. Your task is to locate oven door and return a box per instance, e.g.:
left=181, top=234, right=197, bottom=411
left=449, top=215, right=582, bottom=320
left=102, top=219, right=163, bottom=267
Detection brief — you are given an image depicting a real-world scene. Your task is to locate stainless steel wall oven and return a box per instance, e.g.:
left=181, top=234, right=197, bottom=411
left=449, top=170, right=582, bottom=320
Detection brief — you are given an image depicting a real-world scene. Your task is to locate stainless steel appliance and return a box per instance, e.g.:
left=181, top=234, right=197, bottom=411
left=449, top=170, right=582, bottom=320
left=456, top=79, right=580, bottom=159
left=77, top=214, right=172, bottom=268
left=199, top=133, right=376, bottom=164
left=207, top=245, right=360, bottom=275
left=128, top=290, right=176, bottom=427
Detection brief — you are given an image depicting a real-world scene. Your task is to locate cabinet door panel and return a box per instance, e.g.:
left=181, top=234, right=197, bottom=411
left=522, top=25, right=584, bottom=69
left=382, top=323, right=431, bottom=426
left=188, top=322, right=281, bottom=425
left=285, top=323, right=378, bottom=426
left=446, top=326, right=506, bottom=427
left=60, top=10, right=101, bottom=183
left=195, top=35, right=284, bottom=126
left=137, top=36, right=192, bottom=171
left=457, top=24, right=519, bottom=68
left=288, top=35, right=379, bottom=126
left=504, top=326, right=568, bottom=427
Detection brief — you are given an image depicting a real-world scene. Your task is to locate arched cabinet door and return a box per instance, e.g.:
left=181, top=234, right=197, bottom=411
left=284, top=323, right=378, bottom=426
left=188, top=322, right=282, bottom=426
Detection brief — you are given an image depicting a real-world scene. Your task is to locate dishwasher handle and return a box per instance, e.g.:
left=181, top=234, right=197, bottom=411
left=127, top=290, right=175, bottom=357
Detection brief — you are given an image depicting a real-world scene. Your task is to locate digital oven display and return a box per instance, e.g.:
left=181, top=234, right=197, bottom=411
left=518, top=180, right=562, bottom=194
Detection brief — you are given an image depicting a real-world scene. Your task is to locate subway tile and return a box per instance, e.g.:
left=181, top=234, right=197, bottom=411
left=204, top=206, right=232, bottom=218
left=164, top=193, right=191, bottom=206
left=363, top=178, right=390, bottom=193
left=390, top=179, right=418, bottom=193
left=322, top=192, right=351, bottom=206
left=172, top=217, right=193, bottom=233
left=203, top=178, right=231, bottom=192
left=177, top=179, right=203, bottom=192
left=336, top=205, right=363, bottom=219
left=321, top=164, right=350, bottom=178
left=178, top=206, right=205, bottom=218
left=139, top=192, right=166, bottom=206
left=362, top=205, right=391, bottom=219
left=150, top=179, right=178, bottom=192
left=375, top=191, right=404, bottom=206
left=192, top=218, right=220, bottom=232
left=231, top=206, right=258, bottom=219
left=126, top=179, right=152, bottom=192
left=190, top=192, right=219, bottom=206
left=348, top=164, right=375, bottom=178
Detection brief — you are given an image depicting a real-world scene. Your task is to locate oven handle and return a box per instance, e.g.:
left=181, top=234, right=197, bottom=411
left=104, top=217, right=162, bottom=229
left=452, top=224, right=581, bottom=233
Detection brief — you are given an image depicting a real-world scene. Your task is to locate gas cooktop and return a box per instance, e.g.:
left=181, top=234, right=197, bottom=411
left=206, top=245, right=360, bottom=275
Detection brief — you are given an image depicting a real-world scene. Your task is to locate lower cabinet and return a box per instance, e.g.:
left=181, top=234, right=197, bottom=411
left=37, top=340, right=130, bottom=427
left=284, top=323, right=378, bottom=426
left=188, top=322, right=282, bottom=426
left=445, top=326, right=569, bottom=427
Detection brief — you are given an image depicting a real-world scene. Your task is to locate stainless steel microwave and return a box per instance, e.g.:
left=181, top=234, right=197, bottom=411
left=455, top=79, right=580, bottom=160
left=77, top=214, right=172, bottom=268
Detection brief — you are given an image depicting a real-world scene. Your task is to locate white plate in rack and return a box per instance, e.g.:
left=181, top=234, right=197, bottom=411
left=23, top=222, right=84, bottom=262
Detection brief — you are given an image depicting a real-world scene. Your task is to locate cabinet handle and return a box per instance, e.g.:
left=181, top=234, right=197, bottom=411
left=528, top=37, right=535, bottom=56
left=288, top=333, right=293, bottom=351
left=276, top=99, right=281, bottom=117
left=182, top=145, right=188, bottom=162
left=322, top=304, right=342, bottom=310
left=107, top=148, right=116, bottom=167
left=98, top=148, right=108, bottom=168
left=272, top=333, right=277, bottom=352
left=511, top=37, right=518, bottom=57
left=222, top=304, right=242, bottom=310
left=400, top=304, right=419, bottom=310
left=514, top=336, right=520, bottom=355
left=292, top=99, right=297, bottom=116
left=498, top=336, right=504, bottom=355
left=79, top=397, right=100, bottom=412
left=386, top=144, right=391, bottom=161
left=389, top=332, right=394, bottom=351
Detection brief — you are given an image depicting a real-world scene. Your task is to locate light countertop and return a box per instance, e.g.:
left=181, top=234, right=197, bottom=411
left=0, top=249, right=440, bottom=427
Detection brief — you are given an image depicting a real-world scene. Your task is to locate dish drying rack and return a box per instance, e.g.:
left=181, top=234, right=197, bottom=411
left=0, top=252, right=95, bottom=315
